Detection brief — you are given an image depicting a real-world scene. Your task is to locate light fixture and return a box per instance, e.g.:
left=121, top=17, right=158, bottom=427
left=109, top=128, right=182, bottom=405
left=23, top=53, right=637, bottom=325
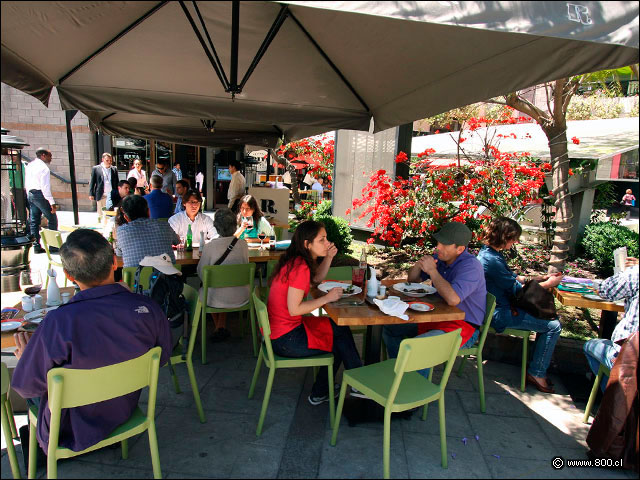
left=201, top=119, right=216, bottom=133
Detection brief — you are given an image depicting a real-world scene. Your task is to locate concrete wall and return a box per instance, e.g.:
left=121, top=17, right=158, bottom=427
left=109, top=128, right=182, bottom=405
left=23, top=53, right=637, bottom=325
left=1, top=83, right=96, bottom=212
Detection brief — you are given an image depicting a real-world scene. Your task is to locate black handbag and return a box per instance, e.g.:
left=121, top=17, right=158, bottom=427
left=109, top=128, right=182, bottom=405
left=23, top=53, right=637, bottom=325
left=511, top=279, right=557, bottom=319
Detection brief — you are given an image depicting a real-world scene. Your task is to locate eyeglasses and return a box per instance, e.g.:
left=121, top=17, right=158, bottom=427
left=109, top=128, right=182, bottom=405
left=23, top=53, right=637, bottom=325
left=186, top=201, right=201, bottom=206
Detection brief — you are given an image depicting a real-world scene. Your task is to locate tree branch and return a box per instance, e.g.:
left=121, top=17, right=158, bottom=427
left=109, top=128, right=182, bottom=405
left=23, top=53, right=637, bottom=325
left=504, top=92, right=549, bottom=125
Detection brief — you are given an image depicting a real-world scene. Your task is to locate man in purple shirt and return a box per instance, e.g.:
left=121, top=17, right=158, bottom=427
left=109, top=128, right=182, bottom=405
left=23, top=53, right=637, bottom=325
left=382, top=222, right=487, bottom=378
left=12, top=229, right=171, bottom=453
left=144, top=174, right=174, bottom=219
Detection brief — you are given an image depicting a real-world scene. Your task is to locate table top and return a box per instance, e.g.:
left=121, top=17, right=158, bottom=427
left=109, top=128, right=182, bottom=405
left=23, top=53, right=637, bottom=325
left=2, top=287, right=76, bottom=349
left=115, top=246, right=285, bottom=267
left=553, top=288, right=625, bottom=313
left=311, top=279, right=465, bottom=327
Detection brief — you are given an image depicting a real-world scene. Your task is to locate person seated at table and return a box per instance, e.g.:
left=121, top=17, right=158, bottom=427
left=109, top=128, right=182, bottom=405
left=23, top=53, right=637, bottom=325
left=174, top=179, right=189, bottom=214
left=382, top=222, right=487, bottom=379
left=127, top=176, right=139, bottom=193
left=476, top=217, right=562, bottom=393
left=197, top=208, right=249, bottom=342
left=115, top=194, right=179, bottom=267
left=134, top=186, right=146, bottom=196
left=267, top=220, right=363, bottom=405
left=311, top=177, right=325, bottom=192
left=169, top=189, right=218, bottom=243
left=144, top=174, right=174, bottom=219
left=110, top=179, right=131, bottom=210
left=583, top=257, right=638, bottom=392
left=234, top=194, right=275, bottom=243
left=11, top=228, right=171, bottom=454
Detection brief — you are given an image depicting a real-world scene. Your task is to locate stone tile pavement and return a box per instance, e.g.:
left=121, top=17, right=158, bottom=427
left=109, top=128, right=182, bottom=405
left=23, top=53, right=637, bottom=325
left=2, top=330, right=635, bottom=479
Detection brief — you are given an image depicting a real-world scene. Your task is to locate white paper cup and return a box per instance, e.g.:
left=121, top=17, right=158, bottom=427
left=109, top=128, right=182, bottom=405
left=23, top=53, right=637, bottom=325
left=61, top=292, right=71, bottom=304
left=22, top=296, right=34, bottom=312
left=33, top=294, right=44, bottom=309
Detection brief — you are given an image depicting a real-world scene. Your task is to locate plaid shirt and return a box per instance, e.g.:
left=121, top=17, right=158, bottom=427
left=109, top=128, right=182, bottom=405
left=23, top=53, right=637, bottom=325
left=115, top=218, right=179, bottom=267
left=598, top=265, right=639, bottom=363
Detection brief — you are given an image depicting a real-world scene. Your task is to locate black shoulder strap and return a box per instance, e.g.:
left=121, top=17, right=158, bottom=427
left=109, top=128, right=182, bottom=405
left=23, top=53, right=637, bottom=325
left=133, top=265, right=144, bottom=293
left=214, top=237, right=239, bottom=266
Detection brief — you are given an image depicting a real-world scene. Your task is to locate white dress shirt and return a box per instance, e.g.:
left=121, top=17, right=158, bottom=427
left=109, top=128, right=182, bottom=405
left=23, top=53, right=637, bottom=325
left=227, top=171, right=246, bottom=207
left=25, top=158, right=55, bottom=204
left=168, top=211, right=218, bottom=243
left=127, top=168, right=148, bottom=188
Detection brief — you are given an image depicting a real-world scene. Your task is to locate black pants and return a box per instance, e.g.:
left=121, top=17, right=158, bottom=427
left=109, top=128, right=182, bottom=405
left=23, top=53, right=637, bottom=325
left=27, top=190, right=58, bottom=244
left=271, top=321, right=362, bottom=397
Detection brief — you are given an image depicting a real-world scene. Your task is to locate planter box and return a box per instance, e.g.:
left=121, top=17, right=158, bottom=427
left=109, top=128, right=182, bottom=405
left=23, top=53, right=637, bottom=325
left=544, top=170, right=595, bottom=193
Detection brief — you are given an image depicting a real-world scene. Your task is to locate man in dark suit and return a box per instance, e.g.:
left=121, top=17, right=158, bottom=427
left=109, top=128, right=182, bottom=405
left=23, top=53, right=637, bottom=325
left=89, top=153, right=119, bottom=223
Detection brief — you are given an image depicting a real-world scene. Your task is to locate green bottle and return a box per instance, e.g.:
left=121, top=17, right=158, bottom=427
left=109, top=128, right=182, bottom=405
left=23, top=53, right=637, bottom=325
left=186, top=224, right=193, bottom=251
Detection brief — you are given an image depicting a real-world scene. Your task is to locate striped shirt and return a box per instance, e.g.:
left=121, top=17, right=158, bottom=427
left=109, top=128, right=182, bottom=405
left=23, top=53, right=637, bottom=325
left=115, top=218, right=179, bottom=267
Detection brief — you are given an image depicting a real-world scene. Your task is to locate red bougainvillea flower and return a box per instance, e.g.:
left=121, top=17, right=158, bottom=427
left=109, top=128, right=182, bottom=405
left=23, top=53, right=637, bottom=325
left=395, top=151, right=408, bottom=163
left=571, top=136, right=580, bottom=145
left=568, top=168, right=574, bottom=176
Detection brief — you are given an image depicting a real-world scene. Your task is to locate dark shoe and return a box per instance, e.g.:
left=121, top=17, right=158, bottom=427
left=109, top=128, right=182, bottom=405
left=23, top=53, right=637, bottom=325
left=48, top=246, right=60, bottom=254
left=526, top=373, right=555, bottom=393
left=32, top=245, right=45, bottom=254
left=210, top=328, right=231, bottom=342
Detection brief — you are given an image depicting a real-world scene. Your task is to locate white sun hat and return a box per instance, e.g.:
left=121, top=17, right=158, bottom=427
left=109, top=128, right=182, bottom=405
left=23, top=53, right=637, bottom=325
left=139, top=253, right=182, bottom=275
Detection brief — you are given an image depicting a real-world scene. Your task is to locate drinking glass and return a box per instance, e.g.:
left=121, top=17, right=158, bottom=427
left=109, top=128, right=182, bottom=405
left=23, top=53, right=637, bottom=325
left=268, top=235, right=276, bottom=250
left=351, top=267, right=365, bottom=289
left=258, top=232, right=267, bottom=250
left=20, top=270, right=42, bottom=296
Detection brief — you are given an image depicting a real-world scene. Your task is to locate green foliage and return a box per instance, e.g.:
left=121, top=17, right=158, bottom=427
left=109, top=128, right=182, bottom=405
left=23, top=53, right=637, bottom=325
left=315, top=215, right=353, bottom=255
left=566, top=92, right=624, bottom=120
left=592, top=182, right=619, bottom=209
left=315, top=200, right=332, bottom=218
left=578, top=223, right=639, bottom=276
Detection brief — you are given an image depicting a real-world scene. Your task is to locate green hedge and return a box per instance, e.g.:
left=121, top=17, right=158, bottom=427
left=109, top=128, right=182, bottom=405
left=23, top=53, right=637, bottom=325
left=315, top=214, right=353, bottom=255
left=578, top=222, right=639, bottom=276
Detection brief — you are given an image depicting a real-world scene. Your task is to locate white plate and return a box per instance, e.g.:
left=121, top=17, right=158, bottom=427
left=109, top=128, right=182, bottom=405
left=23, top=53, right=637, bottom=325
left=392, top=282, right=437, bottom=297
left=23, top=306, right=58, bottom=322
left=318, top=281, right=362, bottom=297
left=1, top=321, right=21, bottom=332
left=408, top=302, right=435, bottom=312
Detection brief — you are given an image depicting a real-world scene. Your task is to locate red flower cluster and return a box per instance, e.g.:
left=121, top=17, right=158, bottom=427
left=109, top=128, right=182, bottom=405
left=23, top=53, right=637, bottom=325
left=571, top=136, right=580, bottom=145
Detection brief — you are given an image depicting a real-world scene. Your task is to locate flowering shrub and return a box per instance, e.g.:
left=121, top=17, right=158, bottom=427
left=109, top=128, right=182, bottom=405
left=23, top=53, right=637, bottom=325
left=277, top=135, right=335, bottom=181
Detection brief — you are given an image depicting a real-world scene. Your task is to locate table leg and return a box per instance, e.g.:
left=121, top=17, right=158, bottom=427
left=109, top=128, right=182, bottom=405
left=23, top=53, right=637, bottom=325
left=599, top=310, right=618, bottom=340
left=364, top=325, right=382, bottom=365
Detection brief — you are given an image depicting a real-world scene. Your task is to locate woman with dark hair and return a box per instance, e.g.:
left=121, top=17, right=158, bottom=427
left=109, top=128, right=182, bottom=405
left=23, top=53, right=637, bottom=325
left=267, top=220, right=363, bottom=405
left=477, top=216, right=563, bottom=393
left=234, top=194, right=274, bottom=242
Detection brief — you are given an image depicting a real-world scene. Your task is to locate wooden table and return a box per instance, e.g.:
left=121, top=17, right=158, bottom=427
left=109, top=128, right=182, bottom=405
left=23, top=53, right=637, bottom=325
left=553, top=287, right=624, bottom=339
left=58, top=224, right=103, bottom=233
left=1, top=287, right=76, bottom=349
left=115, top=246, right=285, bottom=268
left=311, top=279, right=465, bottom=364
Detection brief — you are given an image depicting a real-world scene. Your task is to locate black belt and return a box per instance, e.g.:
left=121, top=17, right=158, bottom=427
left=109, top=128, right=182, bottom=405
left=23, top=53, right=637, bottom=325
left=29, top=189, right=42, bottom=193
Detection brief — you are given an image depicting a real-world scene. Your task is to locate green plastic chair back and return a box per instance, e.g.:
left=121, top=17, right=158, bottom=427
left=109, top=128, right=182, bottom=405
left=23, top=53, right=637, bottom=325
left=330, top=329, right=463, bottom=479
left=273, top=226, right=284, bottom=241
left=488, top=326, right=531, bottom=392
left=122, top=264, right=182, bottom=290
left=200, top=263, right=257, bottom=362
left=2, top=362, right=21, bottom=478
left=257, top=259, right=279, bottom=302
left=583, top=363, right=611, bottom=423
left=29, top=347, right=163, bottom=479
left=456, top=293, right=496, bottom=413
left=248, top=293, right=335, bottom=436
left=40, top=229, right=68, bottom=288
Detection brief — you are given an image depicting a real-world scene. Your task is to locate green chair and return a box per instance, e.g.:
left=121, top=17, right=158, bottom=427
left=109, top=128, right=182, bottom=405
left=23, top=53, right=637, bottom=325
left=456, top=293, right=496, bottom=413
left=122, top=266, right=204, bottom=423
left=249, top=293, right=335, bottom=436
left=200, top=263, right=257, bottom=363
left=2, top=362, right=21, bottom=479
left=273, top=226, right=284, bottom=241
left=257, top=259, right=278, bottom=302
left=307, top=189, right=320, bottom=205
left=583, top=363, right=610, bottom=423
left=488, top=327, right=532, bottom=392
left=40, top=229, right=68, bottom=288
left=28, top=347, right=163, bottom=479
left=330, top=329, right=463, bottom=479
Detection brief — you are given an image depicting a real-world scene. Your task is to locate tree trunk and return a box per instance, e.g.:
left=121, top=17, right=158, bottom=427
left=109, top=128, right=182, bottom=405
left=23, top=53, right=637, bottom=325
left=542, top=124, right=573, bottom=273
left=289, top=164, right=300, bottom=205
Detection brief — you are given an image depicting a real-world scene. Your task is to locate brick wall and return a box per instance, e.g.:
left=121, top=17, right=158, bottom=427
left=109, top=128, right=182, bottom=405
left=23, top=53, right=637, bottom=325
left=1, top=83, right=96, bottom=211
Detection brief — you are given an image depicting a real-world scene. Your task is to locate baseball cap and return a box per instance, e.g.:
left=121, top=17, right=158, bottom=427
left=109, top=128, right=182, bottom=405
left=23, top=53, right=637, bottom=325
left=433, top=222, right=472, bottom=247
left=139, top=253, right=182, bottom=276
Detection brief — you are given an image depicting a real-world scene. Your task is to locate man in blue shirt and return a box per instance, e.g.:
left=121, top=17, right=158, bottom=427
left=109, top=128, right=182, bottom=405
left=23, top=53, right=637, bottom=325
left=382, top=222, right=486, bottom=378
left=144, top=174, right=174, bottom=219
left=172, top=162, right=183, bottom=181
left=11, top=228, right=171, bottom=453
left=174, top=179, right=189, bottom=214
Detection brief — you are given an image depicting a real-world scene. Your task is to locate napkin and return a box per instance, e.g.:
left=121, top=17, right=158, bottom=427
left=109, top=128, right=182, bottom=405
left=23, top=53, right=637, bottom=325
left=373, top=297, right=409, bottom=321
left=561, top=276, right=593, bottom=285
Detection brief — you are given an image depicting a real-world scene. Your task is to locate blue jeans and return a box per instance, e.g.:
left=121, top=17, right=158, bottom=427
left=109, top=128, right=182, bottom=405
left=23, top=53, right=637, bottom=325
left=271, top=320, right=362, bottom=397
left=27, top=190, right=58, bottom=244
left=382, top=324, right=480, bottom=379
left=493, top=307, right=562, bottom=378
left=583, top=339, right=615, bottom=392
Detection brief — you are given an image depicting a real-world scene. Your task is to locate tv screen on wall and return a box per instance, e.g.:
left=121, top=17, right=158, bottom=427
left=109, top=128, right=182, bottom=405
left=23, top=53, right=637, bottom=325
left=216, top=167, right=232, bottom=181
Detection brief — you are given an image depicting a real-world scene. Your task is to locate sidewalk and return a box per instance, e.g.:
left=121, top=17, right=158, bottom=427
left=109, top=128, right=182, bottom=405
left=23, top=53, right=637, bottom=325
left=2, top=329, right=635, bottom=479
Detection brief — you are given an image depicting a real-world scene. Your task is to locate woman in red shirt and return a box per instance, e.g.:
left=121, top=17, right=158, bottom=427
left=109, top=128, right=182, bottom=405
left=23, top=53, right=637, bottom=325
left=267, top=221, right=363, bottom=405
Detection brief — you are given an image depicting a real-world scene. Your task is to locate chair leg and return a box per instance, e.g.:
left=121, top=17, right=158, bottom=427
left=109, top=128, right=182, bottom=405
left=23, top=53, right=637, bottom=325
left=201, top=310, right=208, bottom=365
left=383, top=407, right=392, bottom=479
left=168, top=360, right=181, bottom=394
left=583, top=367, right=604, bottom=423
left=47, top=453, right=57, bottom=479
left=477, top=354, right=486, bottom=413
left=313, top=366, right=319, bottom=382
left=249, top=305, right=258, bottom=358
left=121, top=439, right=129, bottom=459
left=330, top=379, right=348, bottom=447
left=147, top=421, right=162, bottom=479
left=439, top=396, right=448, bottom=468
left=328, top=364, right=335, bottom=426
left=256, top=368, right=275, bottom=436
left=186, top=358, right=206, bottom=423
left=520, top=335, right=528, bottom=392
left=28, top=418, right=37, bottom=479
left=5, top=396, right=18, bottom=439
left=248, top=349, right=263, bottom=399
left=422, top=369, right=435, bottom=421
left=1, top=403, right=21, bottom=479
left=456, top=355, right=467, bottom=377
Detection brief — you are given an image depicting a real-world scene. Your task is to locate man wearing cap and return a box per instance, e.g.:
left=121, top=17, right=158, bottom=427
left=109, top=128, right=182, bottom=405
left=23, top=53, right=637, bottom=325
left=382, top=222, right=487, bottom=377
left=11, top=228, right=171, bottom=455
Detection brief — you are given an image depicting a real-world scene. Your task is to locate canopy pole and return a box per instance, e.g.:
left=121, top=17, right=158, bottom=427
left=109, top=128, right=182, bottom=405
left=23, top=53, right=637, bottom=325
left=394, top=123, right=412, bottom=180
left=230, top=1, right=240, bottom=95
left=65, top=110, right=80, bottom=225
